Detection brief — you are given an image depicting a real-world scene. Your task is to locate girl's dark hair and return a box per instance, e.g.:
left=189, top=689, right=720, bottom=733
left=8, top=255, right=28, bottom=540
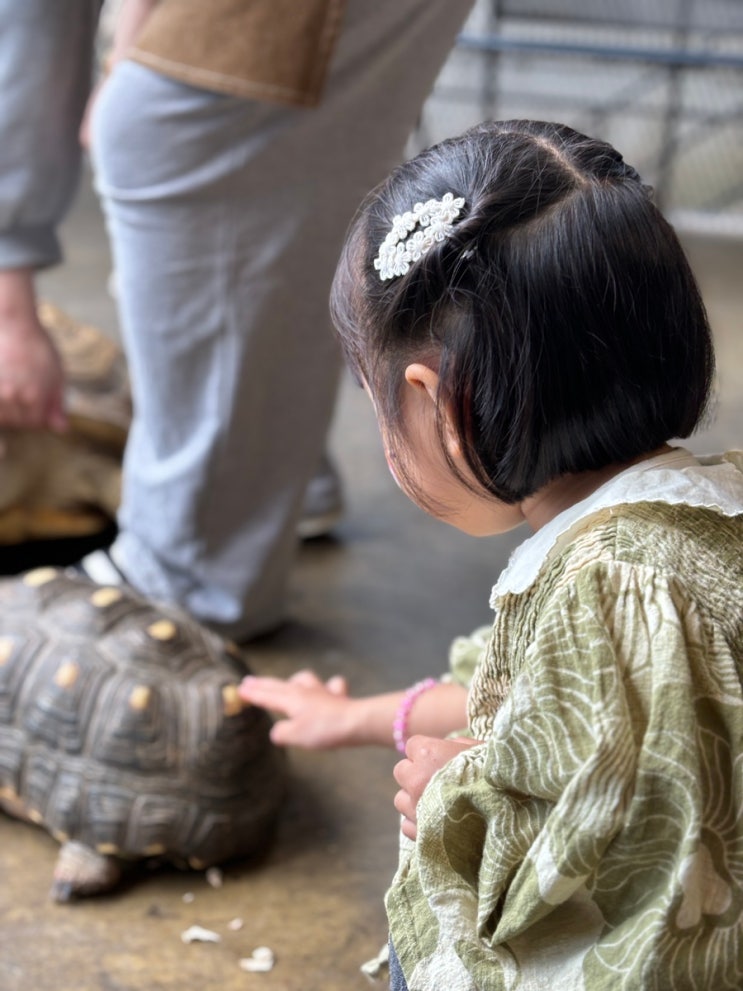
left=330, top=119, right=715, bottom=503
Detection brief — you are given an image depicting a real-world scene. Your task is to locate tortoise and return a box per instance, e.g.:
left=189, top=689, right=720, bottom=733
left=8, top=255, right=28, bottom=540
left=0, top=566, right=286, bottom=901
left=0, top=301, right=130, bottom=547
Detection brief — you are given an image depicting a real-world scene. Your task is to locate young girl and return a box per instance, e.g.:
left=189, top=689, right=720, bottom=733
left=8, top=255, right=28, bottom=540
left=239, top=119, right=743, bottom=990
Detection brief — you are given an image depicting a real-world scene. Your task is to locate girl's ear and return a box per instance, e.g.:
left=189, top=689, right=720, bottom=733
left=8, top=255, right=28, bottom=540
left=404, top=363, right=463, bottom=458
left=404, top=362, right=439, bottom=403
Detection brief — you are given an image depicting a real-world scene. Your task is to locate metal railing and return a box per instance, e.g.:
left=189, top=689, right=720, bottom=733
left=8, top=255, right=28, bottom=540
left=416, top=0, right=743, bottom=233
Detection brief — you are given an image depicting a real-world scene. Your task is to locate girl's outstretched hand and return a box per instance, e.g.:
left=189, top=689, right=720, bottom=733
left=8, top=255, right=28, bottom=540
left=239, top=670, right=357, bottom=749
left=393, top=734, right=480, bottom=841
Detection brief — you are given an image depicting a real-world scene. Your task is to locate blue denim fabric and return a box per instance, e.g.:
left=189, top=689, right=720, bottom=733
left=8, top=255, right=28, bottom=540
left=389, top=940, right=410, bottom=991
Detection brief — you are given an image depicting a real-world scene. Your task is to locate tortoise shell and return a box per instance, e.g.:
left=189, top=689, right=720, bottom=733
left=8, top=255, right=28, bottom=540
left=0, top=567, right=285, bottom=890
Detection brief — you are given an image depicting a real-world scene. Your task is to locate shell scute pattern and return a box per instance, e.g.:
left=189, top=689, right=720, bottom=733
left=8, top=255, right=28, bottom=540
left=0, top=727, right=24, bottom=790
left=97, top=610, right=216, bottom=677
left=90, top=675, right=173, bottom=773
left=0, top=632, right=45, bottom=724
left=42, top=768, right=81, bottom=839
left=24, top=646, right=108, bottom=755
left=0, top=568, right=286, bottom=886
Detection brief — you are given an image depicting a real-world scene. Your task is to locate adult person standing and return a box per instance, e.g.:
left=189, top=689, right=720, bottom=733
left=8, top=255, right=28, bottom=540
left=0, top=0, right=473, bottom=640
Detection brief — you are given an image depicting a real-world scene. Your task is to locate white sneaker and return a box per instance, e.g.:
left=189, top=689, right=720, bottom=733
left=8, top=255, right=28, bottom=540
left=69, top=545, right=130, bottom=586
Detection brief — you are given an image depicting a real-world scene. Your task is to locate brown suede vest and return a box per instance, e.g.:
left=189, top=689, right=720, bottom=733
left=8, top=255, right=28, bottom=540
left=129, top=0, right=346, bottom=107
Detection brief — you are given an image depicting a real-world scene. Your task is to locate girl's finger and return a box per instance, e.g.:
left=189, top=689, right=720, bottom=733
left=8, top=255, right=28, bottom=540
left=325, top=675, right=348, bottom=696
left=288, top=669, right=323, bottom=687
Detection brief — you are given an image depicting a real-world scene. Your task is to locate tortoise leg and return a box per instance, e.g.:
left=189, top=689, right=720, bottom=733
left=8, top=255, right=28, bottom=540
left=51, top=840, right=122, bottom=902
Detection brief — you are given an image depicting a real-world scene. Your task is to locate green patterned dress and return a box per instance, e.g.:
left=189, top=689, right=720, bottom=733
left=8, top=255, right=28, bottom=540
left=386, top=450, right=743, bottom=990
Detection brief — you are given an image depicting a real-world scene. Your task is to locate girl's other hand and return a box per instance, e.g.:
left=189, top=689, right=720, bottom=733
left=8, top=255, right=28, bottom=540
left=393, top=735, right=479, bottom=841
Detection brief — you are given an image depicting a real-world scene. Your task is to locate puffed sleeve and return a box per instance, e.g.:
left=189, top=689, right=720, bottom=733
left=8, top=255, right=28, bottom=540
left=387, top=559, right=743, bottom=990
left=447, top=624, right=493, bottom=689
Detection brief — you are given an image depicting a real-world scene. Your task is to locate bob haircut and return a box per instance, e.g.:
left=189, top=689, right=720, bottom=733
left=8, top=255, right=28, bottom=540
left=330, top=119, right=715, bottom=504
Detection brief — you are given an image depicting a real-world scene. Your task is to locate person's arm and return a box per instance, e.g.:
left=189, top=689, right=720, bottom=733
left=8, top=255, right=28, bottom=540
left=0, top=269, right=66, bottom=431
left=239, top=670, right=468, bottom=750
left=0, top=1, right=98, bottom=429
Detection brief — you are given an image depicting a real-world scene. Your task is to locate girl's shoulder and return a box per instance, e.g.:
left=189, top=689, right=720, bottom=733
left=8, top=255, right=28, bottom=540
left=493, top=449, right=743, bottom=604
left=567, top=498, right=743, bottom=571
left=494, top=500, right=742, bottom=663
left=542, top=500, right=743, bottom=614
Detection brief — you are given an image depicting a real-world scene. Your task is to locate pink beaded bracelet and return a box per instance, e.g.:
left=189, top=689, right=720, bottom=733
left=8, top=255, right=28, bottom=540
left=393, top=677, right=438, bottom=753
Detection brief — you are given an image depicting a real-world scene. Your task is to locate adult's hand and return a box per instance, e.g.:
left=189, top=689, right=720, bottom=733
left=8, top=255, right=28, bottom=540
left=0, top=270, right=67, bottom=432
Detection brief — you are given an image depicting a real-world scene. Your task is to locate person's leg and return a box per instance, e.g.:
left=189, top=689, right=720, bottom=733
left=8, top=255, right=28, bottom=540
left=90, top=0, right=472, bottom=641
left=91, top=66, right=340, bottom=638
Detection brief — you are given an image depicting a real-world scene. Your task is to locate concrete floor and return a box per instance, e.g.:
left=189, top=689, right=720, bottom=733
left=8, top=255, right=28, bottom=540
left=0, top=159, right=741, bottom=990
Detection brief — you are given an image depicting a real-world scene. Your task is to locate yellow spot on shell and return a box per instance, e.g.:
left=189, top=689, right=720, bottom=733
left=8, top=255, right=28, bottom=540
left=188, top=857, right=207, bottom=870
left=91, top=586, right=123, bottom=608
left=53, top=829, right=70, bottom=844
left=96, top=843, right=119, bottom=856
left=0, top=786, right=18, bottom=801
left=23, top=567, right=57, bottom=587
left=0, top=637, right=13, bottom=665
left=144, top=843, right=166, bottom=856
left=222, top=684, right=243, bottom=717
left=28, top=809, right=43, bottom=824
left=129, top=685, right=151, bottom=711
left=54, top=662, right=79, bottom=689
left=147, top=619, right=177, bottom=641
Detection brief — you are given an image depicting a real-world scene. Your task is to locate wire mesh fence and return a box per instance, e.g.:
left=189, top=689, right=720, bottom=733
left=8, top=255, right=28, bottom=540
left=414, top=0, right=743, bottom=235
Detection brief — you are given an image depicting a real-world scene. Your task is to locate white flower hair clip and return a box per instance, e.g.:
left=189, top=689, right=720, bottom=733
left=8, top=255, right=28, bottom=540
left=373, top=191, right=466, bottom=281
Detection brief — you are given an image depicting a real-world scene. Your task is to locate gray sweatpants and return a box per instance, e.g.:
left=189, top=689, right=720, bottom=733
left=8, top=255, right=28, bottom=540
left=1, top=0, right=473, bottom=639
